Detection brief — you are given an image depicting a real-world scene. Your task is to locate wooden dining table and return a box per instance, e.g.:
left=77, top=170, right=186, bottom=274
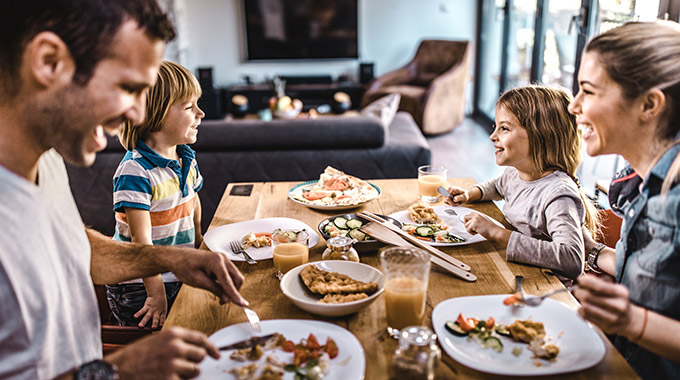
left=164, top=178, right=639, bottom=379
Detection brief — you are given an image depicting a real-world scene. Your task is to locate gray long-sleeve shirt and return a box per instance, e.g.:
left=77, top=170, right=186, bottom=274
left=476, top=167, right=585, bottom=280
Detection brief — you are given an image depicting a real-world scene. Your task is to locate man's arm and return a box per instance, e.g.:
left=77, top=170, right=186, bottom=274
left=87, top=228, right=248, bottom=306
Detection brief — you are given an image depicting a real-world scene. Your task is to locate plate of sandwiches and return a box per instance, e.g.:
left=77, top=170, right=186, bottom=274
left=288, top=166, right=381, bottom=211
left=388, top=202, right=504, bottom=246
left=280, top=261, right=384, bottom=317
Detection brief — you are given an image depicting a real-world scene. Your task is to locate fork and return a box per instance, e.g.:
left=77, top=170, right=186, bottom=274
left=522, top=286, right=575, bottom=307
left=242, top=306, right=262, bottom=333
left=229, top=240, right=257, bottom=265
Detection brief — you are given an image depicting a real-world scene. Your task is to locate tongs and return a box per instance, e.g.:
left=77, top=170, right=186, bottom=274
left=357, top=212, right=476, bottom=282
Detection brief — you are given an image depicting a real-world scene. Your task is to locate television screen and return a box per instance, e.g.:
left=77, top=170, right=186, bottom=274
left=243, top=0, right=358, bottom=61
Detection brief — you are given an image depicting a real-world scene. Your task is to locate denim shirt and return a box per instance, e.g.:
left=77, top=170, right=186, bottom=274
left=613, top=143, right=680, bottom=380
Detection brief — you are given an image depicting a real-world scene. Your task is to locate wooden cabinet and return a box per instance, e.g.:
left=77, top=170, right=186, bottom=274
left=224, top=82, right=365, bottom=114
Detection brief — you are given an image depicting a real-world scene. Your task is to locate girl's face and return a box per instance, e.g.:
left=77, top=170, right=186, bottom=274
left=161, top=95, right=205, bottom=145
left=491, top=106, right=534, bottom=175
left=568, top=51, right=638, bottom=157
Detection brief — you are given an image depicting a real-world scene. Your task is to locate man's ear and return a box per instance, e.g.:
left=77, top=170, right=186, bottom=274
left=640, top=88, right=666, bottom=122
left=24, top=31, right=75, bottom=87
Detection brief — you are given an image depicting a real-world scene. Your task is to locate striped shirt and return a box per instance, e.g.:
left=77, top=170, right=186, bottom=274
left=112, top=140, right=203, bottom=283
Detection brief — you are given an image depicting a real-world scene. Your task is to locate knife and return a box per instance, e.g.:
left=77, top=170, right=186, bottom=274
left=217, top=333, right=276, bottom=351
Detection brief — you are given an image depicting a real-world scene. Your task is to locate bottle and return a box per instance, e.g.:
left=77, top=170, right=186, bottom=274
left=322, top=236, right=359, bottom=262
left=391, top=326, right=441, bottom=380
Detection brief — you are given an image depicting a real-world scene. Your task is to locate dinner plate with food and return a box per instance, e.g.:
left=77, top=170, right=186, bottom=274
left=203, top=217, right=319, bottom=262
left=388, top=203, right=504, bottom=246
left=288, top=166, right=381, bottom=211
left=431, top=294, right=605, bottom=376
left=199, top=319, right=365, bottom=380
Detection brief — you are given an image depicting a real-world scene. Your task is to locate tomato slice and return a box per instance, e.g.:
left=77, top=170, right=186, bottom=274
left=302, top=191, right=329, bottom=201
left=324, top=337, right=339, bottom=359
left=455, top=313, right=478, bottom=332
left=485, top=317, right=495, bottom=329
left=323, top=178, right=349, bottom=190
left=503, top=292, right=522, bottom=306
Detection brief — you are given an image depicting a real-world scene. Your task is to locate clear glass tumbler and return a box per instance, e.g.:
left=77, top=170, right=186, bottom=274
left=380, top=246, right=430, bottom=337
left=391, top=325, right=441, bottom=380
left=272, top=229, right=309, bottom=279
left=417, top=165, right=447, bottom=203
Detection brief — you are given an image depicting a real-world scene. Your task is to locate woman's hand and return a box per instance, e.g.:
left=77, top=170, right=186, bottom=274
left=444, top=186, right=469, bottom=206
left=573, top=274, right=639, bottom=337
left=463, top=212, right=511, bottom=245
left=134, top=292, right=168, bottom=329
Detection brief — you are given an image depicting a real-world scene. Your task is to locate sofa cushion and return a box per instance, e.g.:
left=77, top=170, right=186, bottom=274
left=195, top=115, right=385, bottom=151
left=360, top=93, right=401, bottom=136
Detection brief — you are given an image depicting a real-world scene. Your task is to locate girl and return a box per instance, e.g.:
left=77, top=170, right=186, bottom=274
left=446, top=85, right=598, bottom=282
left=106, top=60, right=205, bottom=328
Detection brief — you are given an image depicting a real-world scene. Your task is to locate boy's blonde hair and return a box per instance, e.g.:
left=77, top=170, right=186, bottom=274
left=497, top=85, right=599, bottom=235
left=119, top=60, right=202, bottom=150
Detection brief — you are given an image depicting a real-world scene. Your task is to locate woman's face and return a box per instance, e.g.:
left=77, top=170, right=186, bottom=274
left=568, top=51, right=638, bottom=157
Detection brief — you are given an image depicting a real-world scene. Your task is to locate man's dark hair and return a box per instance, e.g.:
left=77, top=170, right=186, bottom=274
left=0, top=0, right=176, bottom=97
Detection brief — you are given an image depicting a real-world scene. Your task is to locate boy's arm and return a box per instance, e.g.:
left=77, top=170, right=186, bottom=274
left=124, top=207, right=168, bottom=328
left=193, top=195, right=203, bottom=248
left=87, top=229, right=248, bottom=306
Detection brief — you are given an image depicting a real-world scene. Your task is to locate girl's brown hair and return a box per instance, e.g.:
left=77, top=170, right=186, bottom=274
left=585, top=21, right=680, bottom=193
left=497, top=85, right=599, bottom=234
left=118, top=60, right=202, bottom=150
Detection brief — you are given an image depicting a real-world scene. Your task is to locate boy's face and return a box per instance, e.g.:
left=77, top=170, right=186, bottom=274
left=39, top=21, right=165, bottom=167
left=491, top=106, right=533, bottom=174
left=160, top=95, right=205, bottom=146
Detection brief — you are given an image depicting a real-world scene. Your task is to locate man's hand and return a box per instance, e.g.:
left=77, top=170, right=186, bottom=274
left=105, top=327, right=219, bottom=379
left=169, top=248, right=248, bottom=306
left=444, top=186, right=469, bottom=206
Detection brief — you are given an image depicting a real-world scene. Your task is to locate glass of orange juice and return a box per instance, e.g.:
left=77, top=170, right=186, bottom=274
left=380, top=246, right=430, bottom=338
left=272, top=229, right=309, bottom=279
left=417, top=165, right=447, bottom=203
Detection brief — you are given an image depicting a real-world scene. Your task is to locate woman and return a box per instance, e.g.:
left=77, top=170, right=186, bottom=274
left=568, top=21, right=680, bottom=379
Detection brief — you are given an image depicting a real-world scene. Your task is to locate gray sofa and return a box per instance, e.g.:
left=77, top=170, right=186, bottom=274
left=66, top=111, right=431, bottom=235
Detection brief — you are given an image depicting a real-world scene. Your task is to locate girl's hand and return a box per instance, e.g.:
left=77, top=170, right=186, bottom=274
left=463, top=212, right=509, bottom=244
left=134, top=293, right=168, bottom=329
left=573, top=274, right=638, bottom=337
left=445, top=186, right=469, bottom=206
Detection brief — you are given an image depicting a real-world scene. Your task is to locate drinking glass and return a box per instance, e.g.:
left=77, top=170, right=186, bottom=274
left=380, top=247, right=430, bottom=337
left=272, top=230, right=309, bottom=279
left=417, top=165, right=447, bottom=203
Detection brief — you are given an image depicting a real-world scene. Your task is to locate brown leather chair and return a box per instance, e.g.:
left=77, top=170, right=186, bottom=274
left=94, top=284, right=153, bottom=355
left=361, top=39, right=472, bottom=135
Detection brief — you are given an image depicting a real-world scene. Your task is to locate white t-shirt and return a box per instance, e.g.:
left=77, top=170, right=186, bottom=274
left=0, top=149, right=101, bottom=379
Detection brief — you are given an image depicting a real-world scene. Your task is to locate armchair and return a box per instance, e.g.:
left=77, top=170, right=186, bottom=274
left=361, top=39, right=471, bottom=135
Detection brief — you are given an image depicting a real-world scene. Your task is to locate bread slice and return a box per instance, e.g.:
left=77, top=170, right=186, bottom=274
left=299, top=265, right=378, bottom=295
left=407, top=202, right=442, bottom=225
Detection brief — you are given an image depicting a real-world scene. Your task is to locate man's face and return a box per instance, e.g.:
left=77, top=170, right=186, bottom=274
left=46, top=21, right=165, bottom=166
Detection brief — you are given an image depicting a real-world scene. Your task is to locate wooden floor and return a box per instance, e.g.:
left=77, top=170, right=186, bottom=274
left=426, top=117, right=503, bottom=184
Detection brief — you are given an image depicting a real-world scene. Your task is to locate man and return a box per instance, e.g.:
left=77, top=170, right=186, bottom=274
left=0, top=1, right=247, bottom=379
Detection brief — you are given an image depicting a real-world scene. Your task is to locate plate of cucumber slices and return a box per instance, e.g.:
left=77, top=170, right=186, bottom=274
left=388, top=206, right=504, bottom=246
left=318, top=213, right=402, bottom=253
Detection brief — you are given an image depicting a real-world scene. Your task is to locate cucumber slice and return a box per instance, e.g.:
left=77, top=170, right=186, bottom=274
left=348, top=229, right=367, bottom=241
left=333, top=217, right=348, bottom=229
left=495, top=324, right=511, bottom=337
left=346, top=218, right=363, bottom=229
left=444, top=321, right=468, bottom=336
left=482, top=336, right=503, bottom=352
left=415, top=225, right=435, bottom=237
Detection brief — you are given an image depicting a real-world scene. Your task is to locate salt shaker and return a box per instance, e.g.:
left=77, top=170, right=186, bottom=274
left=322, top=236, right=359, bottom=262
left=391, top=326, right=441, bottom=380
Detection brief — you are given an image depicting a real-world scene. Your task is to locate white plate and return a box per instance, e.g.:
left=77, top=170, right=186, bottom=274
left=288, top=180, right=381, bottom=211
left=199, top=319, right=365, bottom=380
left=204, top=217, right=319, bottom=261
left=388, top=205, right=504, bottom=246
left=431, top=295, right=605, bottom=376
left=280, top=261, right=384, bottom=317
